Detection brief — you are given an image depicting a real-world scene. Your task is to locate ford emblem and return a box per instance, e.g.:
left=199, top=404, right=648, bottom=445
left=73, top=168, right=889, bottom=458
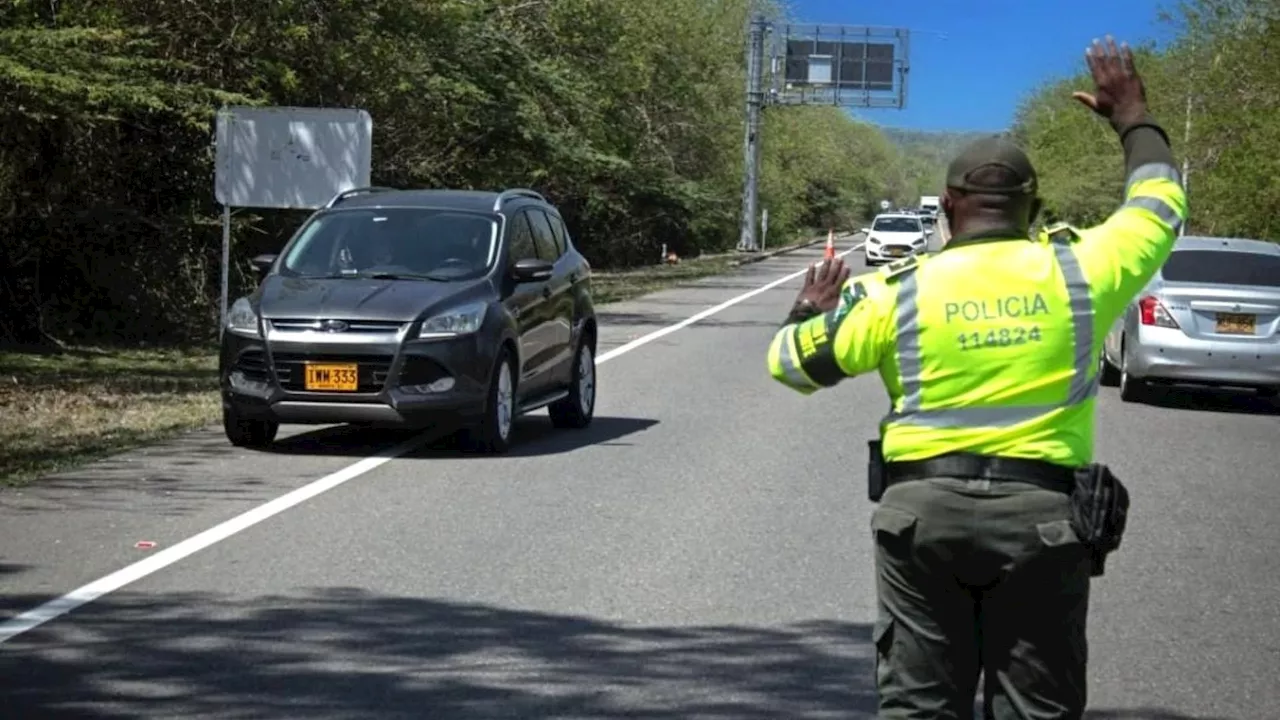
left=321, top=319, right=349, bottom=333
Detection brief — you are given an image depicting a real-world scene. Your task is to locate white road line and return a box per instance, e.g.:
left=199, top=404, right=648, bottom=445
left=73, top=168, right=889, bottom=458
left=0, top=239, right=862, bottom=645
left=598, top=242, right=860, bottom=362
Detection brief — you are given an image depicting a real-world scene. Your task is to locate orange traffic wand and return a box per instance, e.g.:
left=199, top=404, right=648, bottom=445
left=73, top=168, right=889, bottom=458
left=824, top=229, right=836, bottom=260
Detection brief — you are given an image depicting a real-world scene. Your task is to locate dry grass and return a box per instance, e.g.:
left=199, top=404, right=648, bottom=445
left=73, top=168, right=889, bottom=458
left=0, top=348, right=219, bottom=486
left=592, top=254, right=741, bottom=304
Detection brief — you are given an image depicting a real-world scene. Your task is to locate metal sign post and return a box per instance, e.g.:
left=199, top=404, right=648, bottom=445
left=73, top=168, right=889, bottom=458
left=221, top=204, right=231, bottom=339
left=738, top=14, right=767, bottom=252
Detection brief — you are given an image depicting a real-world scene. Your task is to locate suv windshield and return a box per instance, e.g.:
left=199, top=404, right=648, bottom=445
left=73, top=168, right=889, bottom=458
left=279, top=208, right=498, bottom=281
left=1162, top=249, right=1280, bottom=288
left=874, top=217, right=921, bottom=233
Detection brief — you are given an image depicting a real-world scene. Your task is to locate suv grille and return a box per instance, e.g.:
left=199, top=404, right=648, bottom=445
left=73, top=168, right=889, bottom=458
left=271, top=353, right=393, bottom=393
left=269, top=319, right=405, bottom=334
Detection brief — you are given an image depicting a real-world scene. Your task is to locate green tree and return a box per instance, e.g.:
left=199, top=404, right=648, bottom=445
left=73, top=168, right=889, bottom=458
left=0, top=0, right=916, bottom=346
left=1013, top=0, right=1280, bottom=241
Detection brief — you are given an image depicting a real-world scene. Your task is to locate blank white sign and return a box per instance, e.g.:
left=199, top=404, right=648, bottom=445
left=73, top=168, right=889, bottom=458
left=215, top=106, right=373, bottom=210
left=807, top=55, right=833, bottom=84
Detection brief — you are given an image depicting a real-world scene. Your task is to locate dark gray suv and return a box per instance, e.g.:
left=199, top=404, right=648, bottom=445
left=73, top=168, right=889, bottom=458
left=219, top=187, right=598, bottom=453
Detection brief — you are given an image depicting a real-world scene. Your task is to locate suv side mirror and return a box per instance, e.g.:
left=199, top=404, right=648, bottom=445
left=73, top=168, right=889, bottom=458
left=511, top=258, right=554, bottom=283
left=860, top=227, right=871, bottom=235
left=251, top=254, right=277, bottom=278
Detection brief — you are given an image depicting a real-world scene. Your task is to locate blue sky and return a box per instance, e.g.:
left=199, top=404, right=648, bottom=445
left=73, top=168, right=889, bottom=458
left=786, top=0, right=1179, bottom=132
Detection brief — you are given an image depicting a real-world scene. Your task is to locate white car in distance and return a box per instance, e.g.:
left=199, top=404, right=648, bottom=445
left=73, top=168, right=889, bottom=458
left=862, top=213, right=930, bottom=266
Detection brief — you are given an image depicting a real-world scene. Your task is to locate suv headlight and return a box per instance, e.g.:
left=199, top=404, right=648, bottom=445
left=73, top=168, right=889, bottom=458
left=868, top=235, right=880, bottom=245
left=226, top=297, right=261, bottom=337
left=419, top=302, right=487, bottom=339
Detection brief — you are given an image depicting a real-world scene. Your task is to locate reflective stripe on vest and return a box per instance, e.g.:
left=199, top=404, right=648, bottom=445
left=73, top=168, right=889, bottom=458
left=1123, top=162, right=1184, bottom=230
left=883, top=238, right=1095, bottom=428
left=771, top=324, right=816, bottom=392
left=1124, top=162, right=1181, bottom=196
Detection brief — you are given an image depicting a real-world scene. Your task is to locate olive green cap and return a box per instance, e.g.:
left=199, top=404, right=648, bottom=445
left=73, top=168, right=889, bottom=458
left=945, top=135, right=1037, bottom=195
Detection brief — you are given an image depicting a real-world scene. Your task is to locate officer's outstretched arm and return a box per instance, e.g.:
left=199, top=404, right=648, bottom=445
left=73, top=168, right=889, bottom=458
left=767, top=274, right=894, bottom=394
left=1074, top=121, right=1188, bottom=315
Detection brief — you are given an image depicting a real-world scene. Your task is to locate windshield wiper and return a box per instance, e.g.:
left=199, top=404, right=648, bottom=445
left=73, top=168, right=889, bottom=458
left=356, top=271, right=444, bottom=281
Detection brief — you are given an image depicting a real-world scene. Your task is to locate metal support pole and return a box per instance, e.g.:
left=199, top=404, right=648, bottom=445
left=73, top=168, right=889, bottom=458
left=738, top=13, right=766, bottom=252
left=220, top=204, right=231, bottom=339
left=899, top=29, right=911, bottom=110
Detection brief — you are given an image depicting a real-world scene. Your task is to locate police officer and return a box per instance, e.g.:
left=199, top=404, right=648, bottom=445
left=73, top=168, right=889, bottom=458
left=766, top=37, right=1185, bottom=718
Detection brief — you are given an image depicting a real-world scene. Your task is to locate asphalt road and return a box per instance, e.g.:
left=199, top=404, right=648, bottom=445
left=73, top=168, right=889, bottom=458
left=1, top=234, right=1276, bottom=719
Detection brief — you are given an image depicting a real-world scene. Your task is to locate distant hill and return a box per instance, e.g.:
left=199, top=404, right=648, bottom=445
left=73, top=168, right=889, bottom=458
left=882, top=128, right=993, bottom=165
left=880, top=129, right=993, bottom=199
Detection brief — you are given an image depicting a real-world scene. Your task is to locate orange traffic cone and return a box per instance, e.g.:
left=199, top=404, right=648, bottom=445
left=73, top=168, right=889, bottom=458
left=824, top=229, right=836, bottom=261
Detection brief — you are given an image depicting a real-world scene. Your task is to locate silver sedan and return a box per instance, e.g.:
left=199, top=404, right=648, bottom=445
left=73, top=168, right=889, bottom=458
left=1100, top=236, right=1280, bottom=402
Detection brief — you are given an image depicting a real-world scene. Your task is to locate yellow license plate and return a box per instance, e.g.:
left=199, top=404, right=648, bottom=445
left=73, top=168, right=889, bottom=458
left=304, top=363, right=359, bottom=391
left=1215, top=312, right=1255, bottom=335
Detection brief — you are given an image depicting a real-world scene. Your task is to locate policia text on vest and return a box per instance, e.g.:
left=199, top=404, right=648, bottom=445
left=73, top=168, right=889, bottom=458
left=765, top=37, right=1186, bottom=719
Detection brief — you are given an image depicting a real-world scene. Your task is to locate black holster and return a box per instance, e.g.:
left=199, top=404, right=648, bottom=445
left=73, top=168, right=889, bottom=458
left=1068, top=463, right=1131, bottom=577
left=868, top=445, right=1130, bottom=578
left=867, top=440, right=887, bottom=502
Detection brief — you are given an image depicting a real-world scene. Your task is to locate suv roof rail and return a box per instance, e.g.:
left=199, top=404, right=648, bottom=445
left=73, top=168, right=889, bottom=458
left=325, top=186, right=397, bottom=208
left=492, top=188, right=545, bottom=211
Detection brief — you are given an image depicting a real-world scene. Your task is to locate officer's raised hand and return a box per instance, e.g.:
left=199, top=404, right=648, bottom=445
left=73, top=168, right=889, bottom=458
left=1072, top=36, right=1147, bottom=128
left=788, top=258, right=851, bottom=323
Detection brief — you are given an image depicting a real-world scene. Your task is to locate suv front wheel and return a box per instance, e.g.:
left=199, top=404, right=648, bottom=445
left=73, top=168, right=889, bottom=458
left=549, top=337, right=596, bottom=429
left=462, top=348, right=516, bottom=453
left=224, top=406, right=279, bottom=448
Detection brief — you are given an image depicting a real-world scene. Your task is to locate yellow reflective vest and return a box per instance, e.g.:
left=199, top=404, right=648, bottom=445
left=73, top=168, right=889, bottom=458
left=767, top=161, right=1188, bottom=467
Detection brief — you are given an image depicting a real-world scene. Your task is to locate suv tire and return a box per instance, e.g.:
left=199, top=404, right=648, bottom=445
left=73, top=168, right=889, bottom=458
left=462, top=348, right=516, bottom=453
left=549, top=337, right=596, bottom=429
left=223, top=407, right=279, bottom=448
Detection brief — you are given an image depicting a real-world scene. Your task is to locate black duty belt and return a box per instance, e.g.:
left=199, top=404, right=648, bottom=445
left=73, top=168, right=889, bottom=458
left=884, top=452, right=1077, bottom=495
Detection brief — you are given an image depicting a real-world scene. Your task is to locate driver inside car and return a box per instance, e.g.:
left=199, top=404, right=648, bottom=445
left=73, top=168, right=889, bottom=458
left=421, top=218, right=490, bottom=273
left=365, top=217, right=405, bottom=268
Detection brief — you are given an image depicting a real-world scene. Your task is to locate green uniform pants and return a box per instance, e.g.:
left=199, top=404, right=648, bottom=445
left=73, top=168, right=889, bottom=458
left=871, top=477, right=1092, bottom=720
